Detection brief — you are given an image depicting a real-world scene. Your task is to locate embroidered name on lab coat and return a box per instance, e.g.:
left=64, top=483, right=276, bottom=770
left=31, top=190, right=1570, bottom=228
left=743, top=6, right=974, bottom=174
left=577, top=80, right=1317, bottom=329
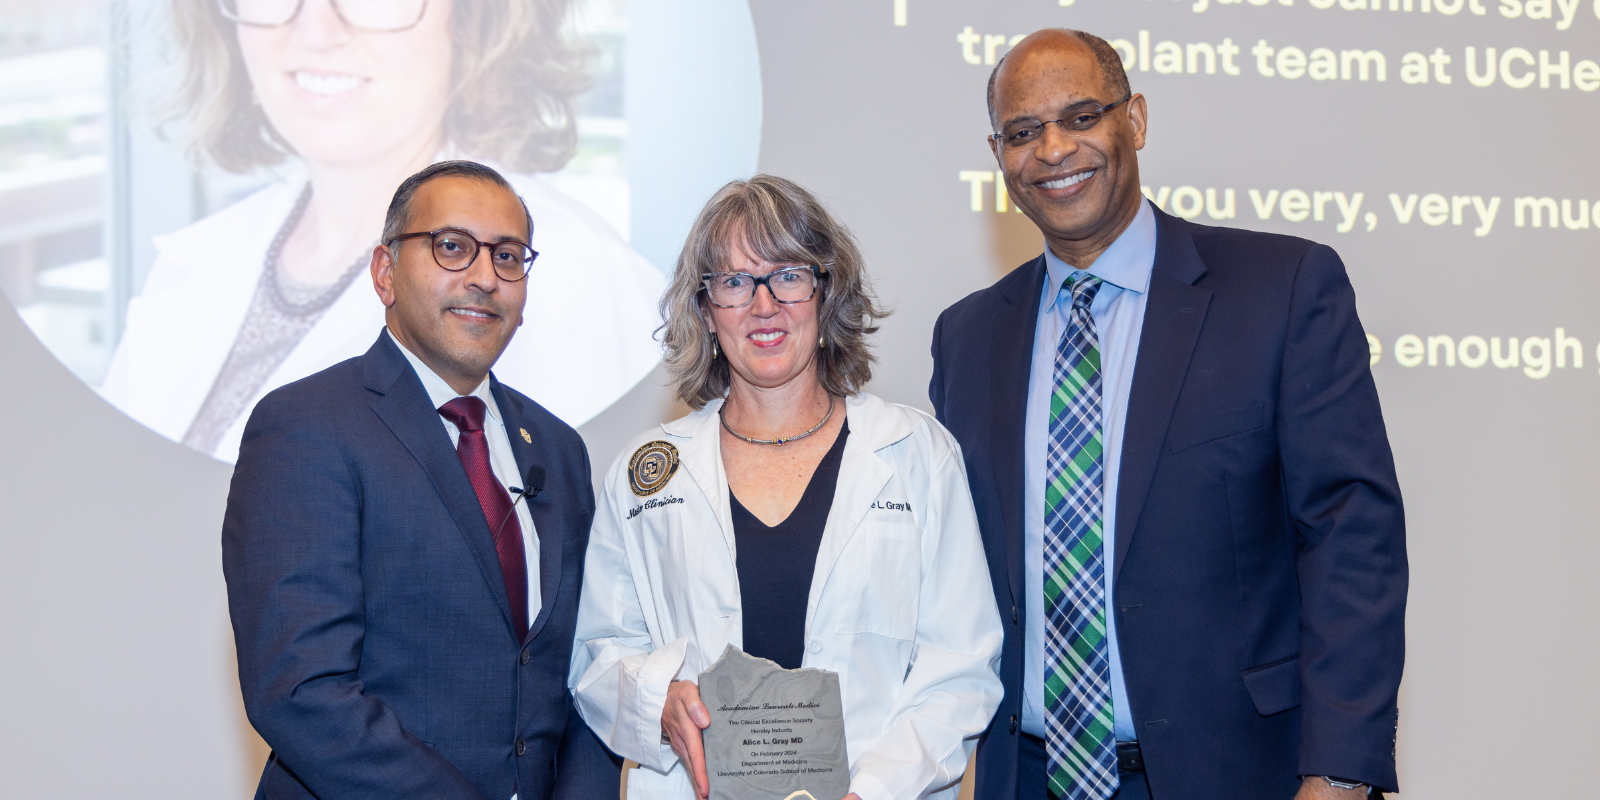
left=627, top=496, right=685, bottom=520
left=869, top=500, right=913, bottom=512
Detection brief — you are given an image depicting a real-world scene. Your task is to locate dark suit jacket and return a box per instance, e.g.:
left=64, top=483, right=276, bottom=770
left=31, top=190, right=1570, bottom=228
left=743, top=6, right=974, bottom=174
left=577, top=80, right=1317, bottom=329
left=223, top=330, right=613, bottom=800
left=930, top=207, right=1407, bottom=797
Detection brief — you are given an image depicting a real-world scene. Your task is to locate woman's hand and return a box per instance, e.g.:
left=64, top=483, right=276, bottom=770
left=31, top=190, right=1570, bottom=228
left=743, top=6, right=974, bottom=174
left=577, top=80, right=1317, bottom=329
left=664, top=680, right=861, bottom=800
left=662, top=679, right=713, bottom=799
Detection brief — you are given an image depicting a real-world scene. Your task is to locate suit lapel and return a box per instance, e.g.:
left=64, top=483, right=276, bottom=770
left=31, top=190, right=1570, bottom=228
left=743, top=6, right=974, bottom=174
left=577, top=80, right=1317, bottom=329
left=1113, top=211, right=1211, bottom=583
left=492, top=380, right=565, bottom=644
left=990, top=256, right=1047, bottom=615
left=363, top=333, right=521, bottom=642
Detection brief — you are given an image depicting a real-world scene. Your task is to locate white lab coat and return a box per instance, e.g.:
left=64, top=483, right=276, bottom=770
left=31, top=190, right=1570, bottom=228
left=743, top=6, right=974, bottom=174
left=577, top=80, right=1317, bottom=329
left=99, top=169, right=664, bottom=463
left=571, top=392, right=1004, bottom=800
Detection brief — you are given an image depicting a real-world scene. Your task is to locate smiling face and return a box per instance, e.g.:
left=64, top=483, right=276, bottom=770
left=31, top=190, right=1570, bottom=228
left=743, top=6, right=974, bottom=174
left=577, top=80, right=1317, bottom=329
left=235, top=0, right=453, bottom=170
left=990, top=32, right=1148, bottom=262
left=704, top=242, right=824, bottom=394
left=372, top=175, right=529, bottom=392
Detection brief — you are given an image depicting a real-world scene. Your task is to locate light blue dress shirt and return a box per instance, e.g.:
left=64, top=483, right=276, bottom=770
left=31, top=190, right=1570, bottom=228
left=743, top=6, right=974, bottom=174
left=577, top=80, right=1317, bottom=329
left=1021, top=199, right=1156, bottom=743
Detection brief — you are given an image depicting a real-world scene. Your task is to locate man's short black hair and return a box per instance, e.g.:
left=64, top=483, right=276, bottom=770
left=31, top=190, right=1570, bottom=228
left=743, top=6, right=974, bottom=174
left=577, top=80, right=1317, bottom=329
left=382, top=160, right=534, bottom=246
left=986, top=29, right=1133, bottom=129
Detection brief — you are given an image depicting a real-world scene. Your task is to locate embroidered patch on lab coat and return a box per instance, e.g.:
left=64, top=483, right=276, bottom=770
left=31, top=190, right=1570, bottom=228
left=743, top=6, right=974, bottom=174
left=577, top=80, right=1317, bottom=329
left=628, top=440, right=681, bottom=497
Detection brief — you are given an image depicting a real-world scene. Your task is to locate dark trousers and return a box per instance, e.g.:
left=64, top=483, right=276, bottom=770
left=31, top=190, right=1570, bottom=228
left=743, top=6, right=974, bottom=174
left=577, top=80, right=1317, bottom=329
left=1019, top=733, right=1152, bottom=800
left=1018, top=733, right=1389, bottom=799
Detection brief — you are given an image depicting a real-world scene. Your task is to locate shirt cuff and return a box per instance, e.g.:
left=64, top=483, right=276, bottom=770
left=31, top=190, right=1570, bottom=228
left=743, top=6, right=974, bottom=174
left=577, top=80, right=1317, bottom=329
left=635, top=639, right=696, bottom=772
left=848, top=771, right=895, bottom=800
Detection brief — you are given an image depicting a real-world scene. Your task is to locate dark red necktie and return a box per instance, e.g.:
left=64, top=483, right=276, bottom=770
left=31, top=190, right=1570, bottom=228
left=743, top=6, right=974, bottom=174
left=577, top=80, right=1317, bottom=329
left=439, top=397, right=528, bottom=639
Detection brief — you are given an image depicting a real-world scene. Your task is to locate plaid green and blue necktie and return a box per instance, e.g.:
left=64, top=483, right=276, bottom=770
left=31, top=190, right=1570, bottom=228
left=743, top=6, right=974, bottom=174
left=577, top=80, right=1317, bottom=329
left=1044, top=275, right=1118, bottom=800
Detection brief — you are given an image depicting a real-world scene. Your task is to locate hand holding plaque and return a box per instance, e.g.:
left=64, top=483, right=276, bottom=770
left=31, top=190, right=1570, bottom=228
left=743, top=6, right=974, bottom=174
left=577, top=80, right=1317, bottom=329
left=696, top=645, right=851, bottom=800
left=662, top=678, right=715, bottom=798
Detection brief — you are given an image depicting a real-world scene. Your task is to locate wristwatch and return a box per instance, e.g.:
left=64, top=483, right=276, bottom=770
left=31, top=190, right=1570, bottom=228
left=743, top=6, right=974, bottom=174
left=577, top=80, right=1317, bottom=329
left=1319, top=776, right=1367, bottom=791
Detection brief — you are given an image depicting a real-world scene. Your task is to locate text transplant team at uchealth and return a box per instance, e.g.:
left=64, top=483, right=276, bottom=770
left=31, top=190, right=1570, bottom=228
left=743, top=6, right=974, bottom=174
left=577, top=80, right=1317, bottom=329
left=222, top=29, right=1408, bottom=800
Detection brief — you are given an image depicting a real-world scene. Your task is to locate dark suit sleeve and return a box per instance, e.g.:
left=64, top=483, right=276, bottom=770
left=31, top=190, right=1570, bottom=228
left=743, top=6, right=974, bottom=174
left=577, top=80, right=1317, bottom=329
left=1277, top=245, right=1407, bottom=791
left=550, top=432, right=620, bottom=799
left=552, top=710, right=622, bottom=799
left=929, top=311, right=947, bottom=423
left=578, top=432, right=597, bottom=514
left=222, top=394, right=487, bottom=800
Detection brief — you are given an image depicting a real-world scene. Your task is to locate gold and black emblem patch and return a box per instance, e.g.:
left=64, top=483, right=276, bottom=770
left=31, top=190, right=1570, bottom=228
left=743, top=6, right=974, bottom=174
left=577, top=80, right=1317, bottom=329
left=627, top=440, right=681, bottom=498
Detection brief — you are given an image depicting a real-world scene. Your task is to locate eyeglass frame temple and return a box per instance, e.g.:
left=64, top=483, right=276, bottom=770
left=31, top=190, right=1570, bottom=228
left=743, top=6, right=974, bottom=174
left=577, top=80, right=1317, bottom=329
left=988, top=94, right=1135, bottom=146
left=698, top=265, right=826, bottom=309
left=390, top=229, right=537, bottom=281
left=215, top=0, right=429, bottom=32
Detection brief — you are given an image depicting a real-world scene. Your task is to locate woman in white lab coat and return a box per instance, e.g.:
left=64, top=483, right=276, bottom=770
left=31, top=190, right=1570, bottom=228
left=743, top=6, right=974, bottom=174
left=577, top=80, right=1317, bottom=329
left=99, top=0, right=662, bottom=462
left=570, top=175, right=1004, bottom=800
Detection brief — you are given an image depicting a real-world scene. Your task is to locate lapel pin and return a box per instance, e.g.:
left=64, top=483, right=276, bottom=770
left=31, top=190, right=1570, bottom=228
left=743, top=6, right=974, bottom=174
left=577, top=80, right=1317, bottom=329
left=520, top=428, right=532, bottom=444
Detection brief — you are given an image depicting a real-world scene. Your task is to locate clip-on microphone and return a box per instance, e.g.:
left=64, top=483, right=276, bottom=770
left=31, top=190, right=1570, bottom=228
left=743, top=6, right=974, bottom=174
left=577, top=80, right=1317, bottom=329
left=496, top=464, right=546, bottom=540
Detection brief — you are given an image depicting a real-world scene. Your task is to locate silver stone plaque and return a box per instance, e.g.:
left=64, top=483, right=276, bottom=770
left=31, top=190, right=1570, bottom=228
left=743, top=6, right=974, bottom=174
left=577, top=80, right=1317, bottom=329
left=699, top=645, right=851, bottom=800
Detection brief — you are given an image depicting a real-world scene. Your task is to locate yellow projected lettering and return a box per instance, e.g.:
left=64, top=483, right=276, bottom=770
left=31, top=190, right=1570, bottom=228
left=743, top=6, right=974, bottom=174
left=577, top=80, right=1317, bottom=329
left=954, top=29, right=1599, bottom=93
left=955, top=27, right=1028, bottom=65
left=1388, top=330, right=1592, bottom=379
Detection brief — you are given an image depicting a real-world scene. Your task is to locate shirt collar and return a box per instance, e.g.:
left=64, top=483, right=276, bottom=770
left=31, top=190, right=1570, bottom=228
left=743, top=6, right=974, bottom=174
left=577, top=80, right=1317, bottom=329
left=1041, top=198, right=1157, bottom=312
left=386, top=328, right=501, bottom=423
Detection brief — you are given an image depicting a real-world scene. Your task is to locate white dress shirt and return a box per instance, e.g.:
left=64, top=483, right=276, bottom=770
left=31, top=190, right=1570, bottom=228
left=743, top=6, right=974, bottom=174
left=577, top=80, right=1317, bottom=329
left=390, top=330, right=540, bottom=624
left=1021, top=200, right=1156, bottom=742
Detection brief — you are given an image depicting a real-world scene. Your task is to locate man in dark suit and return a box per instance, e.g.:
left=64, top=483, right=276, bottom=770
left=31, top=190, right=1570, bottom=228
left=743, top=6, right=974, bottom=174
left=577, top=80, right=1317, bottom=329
left=223, top=160, right=615, bottom=800
left=929, top=30, right=1407, bottom=800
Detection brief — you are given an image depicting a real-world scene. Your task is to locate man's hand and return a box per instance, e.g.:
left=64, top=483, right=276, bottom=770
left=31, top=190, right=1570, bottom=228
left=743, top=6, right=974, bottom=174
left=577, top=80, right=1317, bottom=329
left=1295, top=777, right=1368, bottom=800
left=662, top=680, right=712, bottom=799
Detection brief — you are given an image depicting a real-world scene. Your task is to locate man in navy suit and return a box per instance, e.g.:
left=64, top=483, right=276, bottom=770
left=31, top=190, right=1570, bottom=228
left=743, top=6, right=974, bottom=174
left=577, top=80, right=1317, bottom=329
left=223, top=161, right=615, bottom=799
left=930, top=31, right=1407, bottom=800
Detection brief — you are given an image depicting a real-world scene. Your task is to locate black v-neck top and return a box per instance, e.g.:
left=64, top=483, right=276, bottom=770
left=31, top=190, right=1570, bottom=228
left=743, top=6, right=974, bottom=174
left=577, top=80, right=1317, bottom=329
left=730, top=420, right=850, bottom=670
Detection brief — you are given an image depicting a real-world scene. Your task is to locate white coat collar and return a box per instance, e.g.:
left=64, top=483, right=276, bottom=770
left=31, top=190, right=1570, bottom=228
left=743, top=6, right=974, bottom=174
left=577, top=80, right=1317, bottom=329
left=657, top=391, right=917, bottom=640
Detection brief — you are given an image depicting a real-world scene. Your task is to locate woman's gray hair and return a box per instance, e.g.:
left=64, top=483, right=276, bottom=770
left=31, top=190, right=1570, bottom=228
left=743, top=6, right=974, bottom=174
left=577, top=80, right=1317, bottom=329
left=163, top=0, right=591, bottom=174
left=659, top=175, right=887, bottom=409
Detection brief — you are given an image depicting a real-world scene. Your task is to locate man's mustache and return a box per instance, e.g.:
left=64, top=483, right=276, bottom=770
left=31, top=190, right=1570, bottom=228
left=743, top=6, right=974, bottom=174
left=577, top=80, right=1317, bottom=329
left=441, top=291, right=512, bottom=318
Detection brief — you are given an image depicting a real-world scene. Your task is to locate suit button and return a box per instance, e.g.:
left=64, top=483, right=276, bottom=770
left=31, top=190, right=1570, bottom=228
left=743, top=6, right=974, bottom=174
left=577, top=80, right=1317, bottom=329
left=807, top=640, right=822, bottom=654
left=1009, top=715, right=1019, bottom=734
left=520, top=649, right=530, bottom=665
left=515, top=739, right=526, bottom=756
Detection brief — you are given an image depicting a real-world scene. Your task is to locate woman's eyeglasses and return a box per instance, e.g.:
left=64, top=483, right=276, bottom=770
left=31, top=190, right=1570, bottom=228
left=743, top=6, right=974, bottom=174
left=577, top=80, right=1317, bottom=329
left=218, top=0, right=428, bottom=32
left=700, top=265, right=825, bottom=309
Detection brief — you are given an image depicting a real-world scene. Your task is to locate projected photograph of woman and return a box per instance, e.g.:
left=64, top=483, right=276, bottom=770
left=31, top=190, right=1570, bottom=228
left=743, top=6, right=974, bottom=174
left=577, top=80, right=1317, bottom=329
left=99, top=0, right=664, bottom=462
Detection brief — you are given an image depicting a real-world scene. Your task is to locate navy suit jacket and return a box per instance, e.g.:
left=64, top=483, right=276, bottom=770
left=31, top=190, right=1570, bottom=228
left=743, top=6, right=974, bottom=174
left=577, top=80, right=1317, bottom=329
left=930, top=208, right=1407, bottom=797
left=223, top=331, right=615, bottom=800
